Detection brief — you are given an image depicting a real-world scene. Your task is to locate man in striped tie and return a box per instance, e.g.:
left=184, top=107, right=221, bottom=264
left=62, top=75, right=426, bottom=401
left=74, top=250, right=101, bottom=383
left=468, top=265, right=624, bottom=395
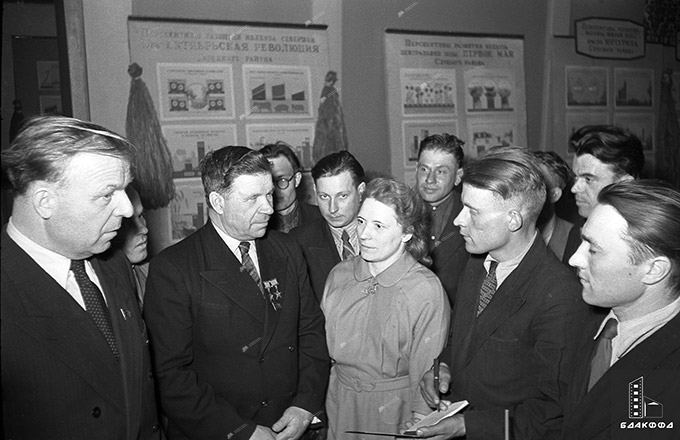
left=417, top=147, right=589, bottom=439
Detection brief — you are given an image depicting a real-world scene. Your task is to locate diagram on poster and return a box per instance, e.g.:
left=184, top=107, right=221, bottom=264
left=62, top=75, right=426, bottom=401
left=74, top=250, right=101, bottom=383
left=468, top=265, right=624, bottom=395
left=170, top=178, right=208, bottom=242
left=467, top=119, right=516, bottom=157
left=565, top=112, right=610, bottom=153
left=465, top=69, right=515, bottom=113
left=246, top=123, right=315, bottom=169
left=157, top=63, right=235, bottom=120
left=614, top=113, right=654, bottom=151
left=242, top=65, right=313, bottom=118
left=566, top=66, right=608, bottom=108
left=614, top=68, right=653, bottom=108
left=162, top=125, right=237, bottom=178
left=402, top=120, right=458, bottom=168
left=400, top=69, right=456, bottom=116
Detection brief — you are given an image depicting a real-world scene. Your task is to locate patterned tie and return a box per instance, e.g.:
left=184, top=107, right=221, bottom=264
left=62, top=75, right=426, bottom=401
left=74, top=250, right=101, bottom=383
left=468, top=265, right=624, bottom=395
left=476, top=260, right=499, bottom=316
left=70, top=259, right=119, bottom=359
left=239, top=242, right=264, bottom=297
left=341, top=229, right=355, bottom=260
left=588, top=318, right=618, bottom=391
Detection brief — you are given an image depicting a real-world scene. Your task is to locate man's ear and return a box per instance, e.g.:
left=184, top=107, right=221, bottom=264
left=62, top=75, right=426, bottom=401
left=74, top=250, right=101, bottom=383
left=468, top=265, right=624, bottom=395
left=208, top=191, right=224, bottom=214
left=549, top=187, right=563, bottom=204
left=617, top=174, right=635, bottom=183
left=357, top=181, right=366, bottom=197
left=508, top=210, right=523, bottom=232
left=454, top=167, right=463, bottom=186
left=294, top=171, right=302, bottom=189
left=642, top=255, right=672, bottom=287
left=32, top=184, right=55, bottom=219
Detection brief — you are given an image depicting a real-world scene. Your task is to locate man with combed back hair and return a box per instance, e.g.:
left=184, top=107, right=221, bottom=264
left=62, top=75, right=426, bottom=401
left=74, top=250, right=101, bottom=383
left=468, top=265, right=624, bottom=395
left=418, top=147, right=590, bottom=440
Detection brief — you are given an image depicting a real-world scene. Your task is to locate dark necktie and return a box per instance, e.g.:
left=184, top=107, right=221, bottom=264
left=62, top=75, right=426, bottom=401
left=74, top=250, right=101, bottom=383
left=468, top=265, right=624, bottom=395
left=70, top=259, right=119, bottom=359
left=341, top=229, right=355, bottom=260
left=239, top=242, right=264, bottom=297
left=477, top=260, right=499, bottom=316
left=588, top=318, right=618, bottom=390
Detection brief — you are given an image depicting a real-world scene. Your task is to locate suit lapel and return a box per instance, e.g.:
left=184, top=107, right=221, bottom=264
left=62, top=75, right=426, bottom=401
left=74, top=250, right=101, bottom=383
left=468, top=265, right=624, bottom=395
left=199, top=223, right=265, bottom=323
left=2, top=236, right=125, bottom=412
left=257, top=238, right=288, bottom=354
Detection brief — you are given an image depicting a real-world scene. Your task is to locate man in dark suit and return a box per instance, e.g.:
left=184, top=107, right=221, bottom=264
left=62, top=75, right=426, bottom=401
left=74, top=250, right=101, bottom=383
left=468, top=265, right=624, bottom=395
left=562, top=180, right=680, bottom=440
left=415, top=133, right=468, bottom=307
left=261, top=142, right=321, bottom=233
left=1, top=116, right=161, bottom=439
left=532, top=151, right=575, bottom=261
left=417, top=147, right=589, bottom=439
left=289, top=151, right=365, bottom=302
left=144, top=146, right=329, bottom=440
left=562, top=125, right=645, bottom=265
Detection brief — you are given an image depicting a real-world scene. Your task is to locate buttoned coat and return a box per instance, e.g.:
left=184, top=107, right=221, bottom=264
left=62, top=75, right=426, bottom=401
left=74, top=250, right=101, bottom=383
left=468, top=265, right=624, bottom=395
left=143, top=221, right=329, bottom=440
left=1, top=228, right=161, bottom=439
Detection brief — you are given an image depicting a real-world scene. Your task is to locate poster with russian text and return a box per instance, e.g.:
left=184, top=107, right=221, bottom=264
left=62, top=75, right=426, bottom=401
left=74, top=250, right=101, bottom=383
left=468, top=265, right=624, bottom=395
left=385, top=30, right=526, bottom=180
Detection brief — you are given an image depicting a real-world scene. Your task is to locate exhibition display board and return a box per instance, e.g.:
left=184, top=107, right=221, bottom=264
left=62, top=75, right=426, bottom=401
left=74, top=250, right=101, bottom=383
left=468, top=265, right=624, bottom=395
left=384, top=29, right=527, bottom=184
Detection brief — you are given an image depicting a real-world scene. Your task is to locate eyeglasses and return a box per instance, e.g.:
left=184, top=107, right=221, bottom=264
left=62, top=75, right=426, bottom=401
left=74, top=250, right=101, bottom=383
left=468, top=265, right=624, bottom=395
left=274, top=175, right=296, bottom=190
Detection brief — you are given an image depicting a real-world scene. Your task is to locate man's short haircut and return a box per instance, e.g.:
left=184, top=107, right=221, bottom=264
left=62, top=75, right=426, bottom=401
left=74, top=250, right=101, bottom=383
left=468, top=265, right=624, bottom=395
left=598, top=179, right=680, bottom=294
left=463, top=146, right=547, bottom=225
left=363, top=177, right=431, bottom=264
left=532, top=150, right=574, bottom=191
left=199, top=146, right=271, bottom=207
left=570, top=125, right=645, bottom=178
left=260, top=141, right=301, bottom=173
left=311, top=150, right=364, bottom=187
left=417, top=133, right=465, bottom=167
left=1, top=115, right=135, bottom=195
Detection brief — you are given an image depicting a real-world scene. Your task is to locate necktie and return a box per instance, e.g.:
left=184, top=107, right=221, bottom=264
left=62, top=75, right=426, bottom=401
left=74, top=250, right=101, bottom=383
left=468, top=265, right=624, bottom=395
left=588, top=318, right=618, bottom=390
left=70, top=259, right=119, bottom=359
left=341, top=229, right=355, bottom=260
left=477, top=260, right=499, bottom=316
left=239, top=242, right=264, bottom=297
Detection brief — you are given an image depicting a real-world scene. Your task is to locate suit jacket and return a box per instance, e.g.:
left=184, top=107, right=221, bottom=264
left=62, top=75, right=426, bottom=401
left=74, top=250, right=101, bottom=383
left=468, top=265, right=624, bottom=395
left=289, top=218, right=340, bottom=303
left=429, top=190, right=468, bottom=308
left=561, top=312, right=680, bottom=440
left=547, top=216, right=574, bottom=261
left=143, top=221, right=329, bottom=440
left=1, top=229, right=161, bottom=440
left=443, top=235, right=590, bottom=440
left=269, top=201, right=322, bottom=233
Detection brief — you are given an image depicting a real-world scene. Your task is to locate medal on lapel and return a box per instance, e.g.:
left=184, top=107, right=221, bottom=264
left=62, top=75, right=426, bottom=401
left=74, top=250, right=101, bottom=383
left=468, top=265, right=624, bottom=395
left=263, top=278, right=282, bottom=311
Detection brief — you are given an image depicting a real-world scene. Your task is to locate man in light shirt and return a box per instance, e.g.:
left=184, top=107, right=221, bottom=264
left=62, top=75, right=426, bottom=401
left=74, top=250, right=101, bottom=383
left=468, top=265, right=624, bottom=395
left=144, top=146, right=329, bottom=440
left=1, top=115, right=161, bottom=439
left=562, top=179, right=680, bottom=439
left=290, top=150, right=365, bottom=302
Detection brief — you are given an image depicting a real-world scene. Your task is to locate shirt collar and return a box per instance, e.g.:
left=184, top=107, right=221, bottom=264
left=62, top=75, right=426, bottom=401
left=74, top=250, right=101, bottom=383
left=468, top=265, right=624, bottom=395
left=212, top=220, right=255, bottom=258
left=353, top=251, right=417, bottom=287
left=7, top=217, right=72, bottom=290
left=484, top=231, right=538, bottom=287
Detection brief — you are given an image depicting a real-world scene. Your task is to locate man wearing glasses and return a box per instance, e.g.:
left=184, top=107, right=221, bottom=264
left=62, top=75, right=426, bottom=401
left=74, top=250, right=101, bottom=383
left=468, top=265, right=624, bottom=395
left=261, top=142, right=321, bottom=233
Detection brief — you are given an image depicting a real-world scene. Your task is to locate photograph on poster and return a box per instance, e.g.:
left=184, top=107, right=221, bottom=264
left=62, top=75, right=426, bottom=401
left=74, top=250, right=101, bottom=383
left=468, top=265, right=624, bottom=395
left=400, top=68, right=457, bottom=117
left=467, top=118, right=516, bottom=158
left=401, top=120, right=457, bottom=168
left=614, top=68, right=653, bottom=108
left=245, top=123, right=315, bottom=169
left=37, top=61, right=60, bottom=91
left=614, top=113, right=654, bottom=151
left=39, top=95, right=62, bottom=115
left=565, top=112, right=610, bottom=154
left=169, top=178, right=209, bottom=242
left=162, top=124, right=237, bottom=178
left=157, top=63, right=235, bottom=120
left=566, top=66, right=608, bottom=108
left=464, top=68, right=515, bottom=113
left=242, top=65, right=313, bottom=118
